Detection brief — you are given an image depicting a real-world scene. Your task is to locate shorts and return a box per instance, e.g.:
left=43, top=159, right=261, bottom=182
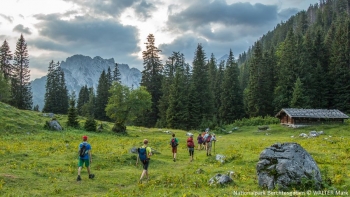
left=207, top=142, right=212, bottom=148
left=172, top=146, right=177, bottom=153
left=142, top=159, right=150, bottom=170
left=188, top=147, right=194, bottom=156
left=78, top=159, right=90, bottom=167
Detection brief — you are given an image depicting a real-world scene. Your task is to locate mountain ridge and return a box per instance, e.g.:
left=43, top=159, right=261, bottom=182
left=31, top=54, right=142, bottom=110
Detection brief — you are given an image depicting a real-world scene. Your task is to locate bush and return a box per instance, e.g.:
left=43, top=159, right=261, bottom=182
left=84, top=117, right=97, bottom=131
left=231, top=116, right=279, bottom=127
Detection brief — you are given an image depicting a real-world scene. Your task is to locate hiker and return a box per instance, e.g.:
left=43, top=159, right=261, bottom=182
left=203, top=131, right=209, bottom=151
left=197, top=133, right=204, bottom=150
left=77, top=135, right=94, bottom=181
left=206, top=133, right=216, bottom=156
left=169, top=133, right=179, bottom=162
left=136, top=139, right=152, bottom=183
left=187, top=134, right=195, bottom=162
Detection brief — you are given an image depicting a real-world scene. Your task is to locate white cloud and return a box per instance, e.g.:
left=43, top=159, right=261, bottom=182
left=0, top=0, right=319, bottom=80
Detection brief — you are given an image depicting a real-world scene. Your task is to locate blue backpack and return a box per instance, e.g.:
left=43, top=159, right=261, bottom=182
left=138, top=147, right=147, bottom=163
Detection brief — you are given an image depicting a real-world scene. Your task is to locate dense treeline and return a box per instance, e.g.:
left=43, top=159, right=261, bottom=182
left=239, top=0, right=350, bottom=116
left=138, top=0, right=350, bottom=130
left=1, top=0, right=349, bottom=132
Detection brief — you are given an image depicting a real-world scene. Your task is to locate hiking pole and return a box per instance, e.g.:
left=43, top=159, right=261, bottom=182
left=214, top=141, right=216, bottom=155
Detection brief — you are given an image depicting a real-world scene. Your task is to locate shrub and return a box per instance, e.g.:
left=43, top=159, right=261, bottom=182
left=231, top=116, right=279, bottom=127
left=84, top=117, right=97, bottom=131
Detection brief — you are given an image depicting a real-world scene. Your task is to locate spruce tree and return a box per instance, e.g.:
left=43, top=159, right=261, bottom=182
left=67, top=92, right=79, bottom=128
left=207, top=53, right=217, bottom=116
left=188, top=44, right=214, bottom=129
left=43, top=61, right=57, bottom=113
left=219, top=49, right=244, bottom=124
left=43, top=61, right=68, bottom=114
left=77, top=85, right=89, bottom=115
left=290, top=77, right=309, bottom=108
left=95, top=70, right=110, bottom=121
left=312, top=29, right=329, bottom=108
left=33, top=104, right=39, bottom=112
left=107, top=66, right=113, bottom=87
left=82, top=87, right=96, bottom=117
left=0, top=40, right=13, bottom=79
left=214, top=60, right=225, bottom=122
left=10, top=34, right=32, bottom=110
left=157, top=52, right=185, bottom=127
left=0, top=72, right=11, bottom=102
left=113, top=63, right=121, bottom=83
left=166, top=59, right=188, bottom=130
left=140, top=34, right=163, bottom=127
left=273, top=29, right=297, bottom=111
left=328, top=16, right=350, bottom=113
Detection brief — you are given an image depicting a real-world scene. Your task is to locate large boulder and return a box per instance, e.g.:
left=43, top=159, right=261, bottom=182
left=47, top=120, right=62, bottom=131
left=208, top=172, right=233, bottom=186
left=257, top=143, right=322, bottom=191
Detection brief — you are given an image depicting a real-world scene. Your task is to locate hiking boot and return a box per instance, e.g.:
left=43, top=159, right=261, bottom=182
left=89, top=174, right=95, bottom=179
left=173, top=158, right=176, bottom=162
left=77, top=175, right=81, bottom=181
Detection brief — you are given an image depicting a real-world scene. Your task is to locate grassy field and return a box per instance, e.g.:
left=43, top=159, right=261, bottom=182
left=0, top=102, right=349, bottom=196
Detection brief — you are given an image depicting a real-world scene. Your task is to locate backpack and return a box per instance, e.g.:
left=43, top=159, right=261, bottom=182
left=171, top=138, right=178, bottom=147
left=206, top=135, right=212, bottom=143
left=79, top=144, right=87, bottom=157
left=187, top=140, right=194, bottom=148
left=138, top=147, right=147, bottom=163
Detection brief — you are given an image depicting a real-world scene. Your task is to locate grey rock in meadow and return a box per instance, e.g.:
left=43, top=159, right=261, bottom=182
left=130, top=147, right=138, bottom=154
left=256, top=143, right=322, bottom=191
left=48, top=120, right=62, bottom=131
left=196, top=168, right=205, bottom=174
left=215, top=154, right=226, bottom=164
left=186, top=132, right=193, bottom=136
left=208, top=173, right=233, bottom=185
left=309, top=130, right=319, bottom=137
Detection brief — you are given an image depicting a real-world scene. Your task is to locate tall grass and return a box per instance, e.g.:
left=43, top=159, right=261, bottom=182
left=0, top=102, right=349, bottom=196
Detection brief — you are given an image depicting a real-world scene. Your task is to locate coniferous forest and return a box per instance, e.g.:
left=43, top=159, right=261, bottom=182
left=0, top=0, right=349, bottom=132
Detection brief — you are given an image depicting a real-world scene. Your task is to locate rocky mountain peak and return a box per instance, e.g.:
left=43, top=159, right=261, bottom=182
left=31, top=54, right=141, bottom=110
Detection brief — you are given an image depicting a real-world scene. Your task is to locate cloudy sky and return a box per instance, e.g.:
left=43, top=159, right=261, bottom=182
left=0, top=0, right=318, bottom=80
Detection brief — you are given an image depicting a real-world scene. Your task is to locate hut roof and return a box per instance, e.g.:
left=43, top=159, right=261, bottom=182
left=275, top=108, right=349, bottom=119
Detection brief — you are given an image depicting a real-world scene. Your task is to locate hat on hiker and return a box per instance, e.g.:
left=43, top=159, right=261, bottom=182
left=143, top=139, right=148, bottom=144
left=82, top=135, right=88, bottom=141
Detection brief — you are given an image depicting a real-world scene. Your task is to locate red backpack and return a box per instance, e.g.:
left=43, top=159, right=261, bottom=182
left=206, top=135, right=212, bottom=142
left=187, top=138, right=194, bottom=148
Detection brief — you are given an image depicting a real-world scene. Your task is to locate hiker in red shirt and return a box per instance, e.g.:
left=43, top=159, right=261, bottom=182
left=187, top=134, right=195, bottom=162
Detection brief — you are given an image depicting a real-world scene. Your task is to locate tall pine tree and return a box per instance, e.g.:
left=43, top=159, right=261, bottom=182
left=42, top=61, right=68, bottom=114
left=113, top=63, right=121, bottom=83
left=95, top=70, right=110, bottom=121
left=219, top=49, right=244, bottom=123
left=140, top=34, right=163, bottom=127
left=67, top=92, right=79, bottom=128
left=10, top=34, right=32, bottom=110
left=188, top=44, right=214, bottom=129
left=77, top=85, right=90, bottom=116
left=0, top=40, right=13, bottom=79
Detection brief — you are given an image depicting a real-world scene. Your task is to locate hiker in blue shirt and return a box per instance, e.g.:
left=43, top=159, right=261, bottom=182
left=77, top=135, right=94, bottom=181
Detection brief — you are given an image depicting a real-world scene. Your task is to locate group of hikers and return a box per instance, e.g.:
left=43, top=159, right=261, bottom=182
left=76, top=129, right=216, bottom=183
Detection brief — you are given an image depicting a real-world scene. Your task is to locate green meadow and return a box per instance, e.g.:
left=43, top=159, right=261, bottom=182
left=0, top=102, right=349, bottom=197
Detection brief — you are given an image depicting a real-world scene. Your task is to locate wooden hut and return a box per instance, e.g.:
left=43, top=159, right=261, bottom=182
left=275, top=108, right=349, bottom=126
